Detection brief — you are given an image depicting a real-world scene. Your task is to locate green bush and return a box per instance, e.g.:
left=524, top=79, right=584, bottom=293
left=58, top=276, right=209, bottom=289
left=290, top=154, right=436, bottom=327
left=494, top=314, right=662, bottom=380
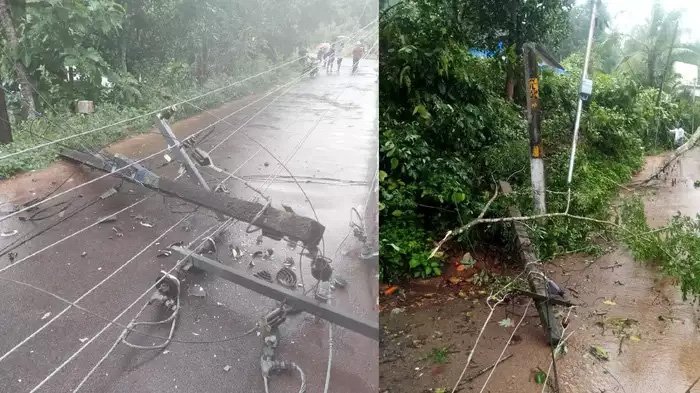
left=378, top=0, right=691, bottom=282
left=0, top=66, right=295, bottom=179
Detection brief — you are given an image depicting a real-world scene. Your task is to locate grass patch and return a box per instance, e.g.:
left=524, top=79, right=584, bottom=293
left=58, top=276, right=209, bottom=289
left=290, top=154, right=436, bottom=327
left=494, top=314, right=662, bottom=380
left=0, top=66, right=296, bottom=178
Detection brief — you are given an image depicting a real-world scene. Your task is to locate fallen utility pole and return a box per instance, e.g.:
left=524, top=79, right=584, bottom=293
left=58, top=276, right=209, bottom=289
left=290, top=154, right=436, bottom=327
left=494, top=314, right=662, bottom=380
left=171, top=246, right=379, bottom=340
left=60, top=148, right=325, bottom=249
left=499, top=180, right=563, bottom=344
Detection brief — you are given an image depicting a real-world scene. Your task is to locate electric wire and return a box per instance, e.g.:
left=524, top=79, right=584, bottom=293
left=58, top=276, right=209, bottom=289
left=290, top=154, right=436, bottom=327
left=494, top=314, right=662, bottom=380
left=26, top=216, right=241, bottom=393
left=0, top=73, right=305, bottom=225
left=0, top=195, right=155, bottom=275
left=0, top=25, right=377, bottom=227
left=0, top=20, right=377, bottom=163
left=0, top=140, right=269, bottom=367
left=0, top=90, right=285, bottom=364
left=27, top=49, right=352, bottom=390
left=9, top=23, right=378, bottom=393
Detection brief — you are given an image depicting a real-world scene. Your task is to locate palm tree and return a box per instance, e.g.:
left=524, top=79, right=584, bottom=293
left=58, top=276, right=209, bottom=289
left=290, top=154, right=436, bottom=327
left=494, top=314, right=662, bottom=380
left=617, top=2, right=698, bottom=88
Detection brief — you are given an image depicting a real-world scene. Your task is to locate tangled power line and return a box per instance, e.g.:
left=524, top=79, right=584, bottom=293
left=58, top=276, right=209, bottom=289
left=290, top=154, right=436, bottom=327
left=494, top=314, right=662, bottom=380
left=0, top=21, right=378, bottom=393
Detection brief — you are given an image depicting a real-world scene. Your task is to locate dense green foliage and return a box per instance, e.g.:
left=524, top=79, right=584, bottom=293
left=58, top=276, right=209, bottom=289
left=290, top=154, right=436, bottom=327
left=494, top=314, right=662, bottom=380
left=619, top=198, right=700, bottom=300
left=0, top=0, right=376, bottom=176
left=379, top=0, right=699, bottom=282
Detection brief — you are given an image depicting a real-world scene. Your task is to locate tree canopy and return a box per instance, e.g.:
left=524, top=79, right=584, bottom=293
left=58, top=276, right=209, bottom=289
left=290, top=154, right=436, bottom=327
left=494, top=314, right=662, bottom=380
left=0, top=0, right=374, bottom=116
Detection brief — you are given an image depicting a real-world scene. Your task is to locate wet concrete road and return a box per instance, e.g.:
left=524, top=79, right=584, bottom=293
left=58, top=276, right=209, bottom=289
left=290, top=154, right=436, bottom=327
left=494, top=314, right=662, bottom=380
left=0, top=58, right=378, bottom=393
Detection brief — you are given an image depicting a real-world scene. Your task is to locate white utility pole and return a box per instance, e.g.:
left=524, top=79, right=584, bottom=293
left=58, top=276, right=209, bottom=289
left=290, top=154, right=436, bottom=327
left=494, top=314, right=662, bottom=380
left=566, top=0, right=597, bottom=185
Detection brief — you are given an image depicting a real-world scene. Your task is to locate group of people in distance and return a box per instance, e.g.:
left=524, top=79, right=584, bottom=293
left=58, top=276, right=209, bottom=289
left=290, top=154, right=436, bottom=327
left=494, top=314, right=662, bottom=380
left=316, top=41, right=365, bottom=75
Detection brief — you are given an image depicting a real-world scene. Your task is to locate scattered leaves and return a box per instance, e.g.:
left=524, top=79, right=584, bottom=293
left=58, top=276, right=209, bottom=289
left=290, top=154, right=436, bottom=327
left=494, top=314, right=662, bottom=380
left=498, top=318, right=514, bottom=328
left=447, top=276, right=461, bottom=285
left=384, top=286, right=400, bottom=296
left=590, top=345, right=609, bottom=361
left=534, top=369, right=547, bottom=385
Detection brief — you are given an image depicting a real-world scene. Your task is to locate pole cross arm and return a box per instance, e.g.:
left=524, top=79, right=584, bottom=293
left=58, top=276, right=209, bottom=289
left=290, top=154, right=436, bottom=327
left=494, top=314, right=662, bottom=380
left=523, top=42, right=565, bottom=72
left=171, top=246, right=379, bottom=340
left=60, top=148, right=325, bottom=249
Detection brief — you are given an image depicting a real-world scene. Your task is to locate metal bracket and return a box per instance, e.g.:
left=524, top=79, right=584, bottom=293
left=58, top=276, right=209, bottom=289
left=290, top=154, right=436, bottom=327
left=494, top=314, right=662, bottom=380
left=156, top=118, right=211, bottom=191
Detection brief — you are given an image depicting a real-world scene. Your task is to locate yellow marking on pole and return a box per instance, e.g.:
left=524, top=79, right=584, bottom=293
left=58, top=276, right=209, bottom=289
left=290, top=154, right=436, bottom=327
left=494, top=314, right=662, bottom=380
left=532, top=145, right=541, bottom=158
left=528, top=78, right=539, bottom=100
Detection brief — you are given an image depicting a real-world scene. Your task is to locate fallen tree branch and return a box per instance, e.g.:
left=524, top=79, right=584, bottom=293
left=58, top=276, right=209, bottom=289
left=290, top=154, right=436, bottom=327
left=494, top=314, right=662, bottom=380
left=429, top=185, right=498, bottom=259
left=449, top=276, right=522, bottom=393
left=431, top=190, right=674, bottom=263
left=460, top=354, right=514, bottom=385
left=636, top=126, right=700, bottom=186
left=478, top=299, right=533, bottom=393
left=686, top=376, right=700, bottom=393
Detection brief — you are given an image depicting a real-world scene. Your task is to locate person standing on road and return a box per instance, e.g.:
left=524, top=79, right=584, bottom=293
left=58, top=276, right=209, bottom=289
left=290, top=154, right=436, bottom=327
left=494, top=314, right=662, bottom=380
left=352, top=42, right=364, bottom=75
left=325, top=44, right=336, bottom=74
left=669, top=124, right=686, bottom=148
left=317, top=44, right=328, bottom=67
left=336, top=42, right=344, bottom=72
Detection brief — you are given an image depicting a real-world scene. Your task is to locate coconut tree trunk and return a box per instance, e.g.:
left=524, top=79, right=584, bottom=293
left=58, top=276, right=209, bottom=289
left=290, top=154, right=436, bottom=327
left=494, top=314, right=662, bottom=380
left=505, top=68, right=516, bottom=101
left=0, top=0, right=36, bottom=119
left=0, top=84, right=11, bottom=144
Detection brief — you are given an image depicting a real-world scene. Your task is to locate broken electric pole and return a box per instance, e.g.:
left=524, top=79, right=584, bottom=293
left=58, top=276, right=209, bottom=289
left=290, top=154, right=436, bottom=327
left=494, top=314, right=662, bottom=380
left=523, top=43, right=564, bottom=214
left=60, top=148, right=325, bottom=249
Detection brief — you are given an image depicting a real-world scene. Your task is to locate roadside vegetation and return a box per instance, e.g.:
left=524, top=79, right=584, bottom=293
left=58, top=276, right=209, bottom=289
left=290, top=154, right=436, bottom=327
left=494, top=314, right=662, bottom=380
left=378, top=0, right=700, bottom=298
left=0, top=0, right=375, bottom=177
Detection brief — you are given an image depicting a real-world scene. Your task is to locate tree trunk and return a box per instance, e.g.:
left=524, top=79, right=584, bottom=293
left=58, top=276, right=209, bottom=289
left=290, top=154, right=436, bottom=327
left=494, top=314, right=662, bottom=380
left=505, top=67, right=515, bottom=101
left=0, top=0, right=36, bottom=118
left=119, top=33, right=128, bottom=73
left=0, top=85, right=11, bottom=144
left=647, top=50, right=656, bottom=87
left=196, top=39, right=208, bottom=86
left=653, top=21, right=680, bottom=148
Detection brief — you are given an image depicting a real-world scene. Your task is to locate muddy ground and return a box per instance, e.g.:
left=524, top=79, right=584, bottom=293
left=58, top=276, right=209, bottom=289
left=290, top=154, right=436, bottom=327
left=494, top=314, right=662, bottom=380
left=379, top=151, right=700, bottom=393
left=0, top=58, right=378, bottom=393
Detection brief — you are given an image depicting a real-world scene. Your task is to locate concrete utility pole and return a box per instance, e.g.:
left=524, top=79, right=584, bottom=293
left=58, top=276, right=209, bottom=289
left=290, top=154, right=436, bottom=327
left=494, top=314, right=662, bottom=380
left=523, top=45, right=545, bottom=214
left=567, top=0, right=597, bottom=186
left=523, top=43, right=565, bottom=214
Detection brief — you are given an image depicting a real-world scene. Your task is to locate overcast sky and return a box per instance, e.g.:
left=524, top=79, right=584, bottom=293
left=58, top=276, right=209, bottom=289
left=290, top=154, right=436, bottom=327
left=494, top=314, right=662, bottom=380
left=593, top=0, right=700, bottom=43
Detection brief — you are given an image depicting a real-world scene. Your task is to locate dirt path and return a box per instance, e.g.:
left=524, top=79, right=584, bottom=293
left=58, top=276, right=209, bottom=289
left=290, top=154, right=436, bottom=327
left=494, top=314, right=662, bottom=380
left=379, top=151, right=700, bottom=393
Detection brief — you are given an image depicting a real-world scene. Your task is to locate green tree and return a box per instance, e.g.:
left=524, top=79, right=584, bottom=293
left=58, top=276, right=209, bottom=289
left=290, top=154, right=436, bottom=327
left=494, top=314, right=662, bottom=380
left=459, top=0, right=573, bottom=101
left=0, top=0, right=36, bottom=117
left=618, top=2, right=698, bottom=87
